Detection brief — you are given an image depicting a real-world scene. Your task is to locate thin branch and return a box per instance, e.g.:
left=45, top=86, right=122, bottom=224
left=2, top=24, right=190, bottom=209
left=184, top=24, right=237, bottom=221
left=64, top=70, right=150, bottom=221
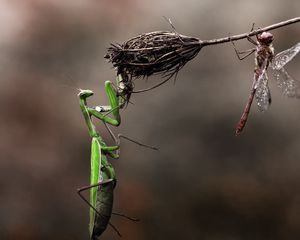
left=201, top=17, right=300, bottom=46
left=105, top=16, right=300, bottom=91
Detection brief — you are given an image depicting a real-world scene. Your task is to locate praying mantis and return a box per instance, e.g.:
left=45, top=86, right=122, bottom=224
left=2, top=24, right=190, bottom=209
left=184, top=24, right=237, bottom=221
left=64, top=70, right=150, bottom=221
left=77, top=86, right=120, bottom=239
left=77, top=74, right=156, bottom=239
left=77, top=72, right=126, bottom=239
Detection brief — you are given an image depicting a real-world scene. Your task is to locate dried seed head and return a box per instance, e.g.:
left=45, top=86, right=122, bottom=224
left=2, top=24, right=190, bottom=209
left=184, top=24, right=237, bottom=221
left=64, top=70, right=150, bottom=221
left=105, top=31, right=202, bottom=80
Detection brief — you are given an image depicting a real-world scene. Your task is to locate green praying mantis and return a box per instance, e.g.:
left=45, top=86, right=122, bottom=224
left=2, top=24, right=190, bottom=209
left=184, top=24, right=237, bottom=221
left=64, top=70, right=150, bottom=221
left=77, top=74, right=157, bottom=239
left=77, top=86, right=119, bottom=239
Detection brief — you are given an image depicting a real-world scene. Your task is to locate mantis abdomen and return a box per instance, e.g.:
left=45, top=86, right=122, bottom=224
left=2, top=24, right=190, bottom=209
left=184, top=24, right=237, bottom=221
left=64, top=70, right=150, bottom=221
left=91, top=180, right=116, bottom=239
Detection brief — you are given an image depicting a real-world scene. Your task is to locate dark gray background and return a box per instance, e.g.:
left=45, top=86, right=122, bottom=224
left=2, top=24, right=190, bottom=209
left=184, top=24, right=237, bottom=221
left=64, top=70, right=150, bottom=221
left=0, top=1, right=300, bottom=239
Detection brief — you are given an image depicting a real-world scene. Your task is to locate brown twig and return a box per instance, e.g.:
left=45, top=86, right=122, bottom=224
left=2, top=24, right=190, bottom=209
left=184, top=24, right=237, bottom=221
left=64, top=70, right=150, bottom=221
left=105, top=17, right=300, bottom=99
left=201, top=16, right=300, bottom=46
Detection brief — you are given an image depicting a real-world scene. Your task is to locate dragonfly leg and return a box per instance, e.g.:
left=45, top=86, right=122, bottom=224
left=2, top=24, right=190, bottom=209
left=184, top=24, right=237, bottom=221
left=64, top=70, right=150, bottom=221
left=250, top=22, right=255, bottom=32
left=247, top=23, right=258, bottom=45
left=230, top=39, right=256, bottom=60
left=246, top=36, right=257, bottom=45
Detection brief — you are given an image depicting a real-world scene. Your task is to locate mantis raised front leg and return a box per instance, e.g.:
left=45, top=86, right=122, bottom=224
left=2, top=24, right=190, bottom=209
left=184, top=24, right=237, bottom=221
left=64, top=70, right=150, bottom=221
left=88, top=78, right=123, bottom=127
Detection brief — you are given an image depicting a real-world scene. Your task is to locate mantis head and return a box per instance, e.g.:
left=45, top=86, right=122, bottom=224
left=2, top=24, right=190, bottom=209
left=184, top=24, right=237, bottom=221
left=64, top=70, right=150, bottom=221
left=78, top=89, right=94, bottom=99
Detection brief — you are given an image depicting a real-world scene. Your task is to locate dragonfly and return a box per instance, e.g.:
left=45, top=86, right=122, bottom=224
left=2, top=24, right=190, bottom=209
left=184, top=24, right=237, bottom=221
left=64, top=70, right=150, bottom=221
left=232, top=31, right=300, bottom=135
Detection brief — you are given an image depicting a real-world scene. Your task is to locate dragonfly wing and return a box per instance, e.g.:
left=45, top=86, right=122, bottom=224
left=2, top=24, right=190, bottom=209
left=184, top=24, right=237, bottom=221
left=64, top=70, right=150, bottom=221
left=255, top=71, right=271, bottom=112
left=271, top=42, right=300, bottom=70
left=273, top=67, right=300, bottom=98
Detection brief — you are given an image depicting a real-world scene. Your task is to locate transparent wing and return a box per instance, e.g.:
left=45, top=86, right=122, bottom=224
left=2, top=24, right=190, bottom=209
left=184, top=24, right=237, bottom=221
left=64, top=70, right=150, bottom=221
left=273, top=67, right=300, bottom=98
left=271, top=42, right=300, bottom=70
left=255, top=71, right=271, bottom=112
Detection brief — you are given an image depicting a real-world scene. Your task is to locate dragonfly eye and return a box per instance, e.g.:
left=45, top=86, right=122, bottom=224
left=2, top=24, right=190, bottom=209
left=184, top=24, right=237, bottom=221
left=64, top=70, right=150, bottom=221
left=258, top=32, right=274, bottom=45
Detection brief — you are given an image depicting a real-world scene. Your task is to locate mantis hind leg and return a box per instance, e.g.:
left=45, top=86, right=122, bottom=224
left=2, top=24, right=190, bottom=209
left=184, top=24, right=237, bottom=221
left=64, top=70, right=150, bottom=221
left=77, top=179, right=122, bottom=237
left=77, top=180, right=138, bottom=236
left=77, top=179, right=115, bottom=217
left=112, top=212, right=140, bottom=222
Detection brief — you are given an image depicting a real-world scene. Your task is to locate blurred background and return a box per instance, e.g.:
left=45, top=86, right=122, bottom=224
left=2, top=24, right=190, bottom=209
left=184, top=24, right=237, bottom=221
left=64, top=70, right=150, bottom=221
left=0, top=0, right=300, bottom=239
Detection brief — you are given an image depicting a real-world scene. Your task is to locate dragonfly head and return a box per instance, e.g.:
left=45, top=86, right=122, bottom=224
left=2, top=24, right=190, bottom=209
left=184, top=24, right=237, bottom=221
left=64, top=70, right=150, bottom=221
left=257, top=32, right=274, bottom=45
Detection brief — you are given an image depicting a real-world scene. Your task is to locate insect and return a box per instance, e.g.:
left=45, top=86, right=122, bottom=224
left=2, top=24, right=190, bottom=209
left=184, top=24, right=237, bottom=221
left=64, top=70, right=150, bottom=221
left=77, top=88, right=121, bottom=239
left=232, top=31, right=300, bottom=135
left=77, top=85, right=155, bottom=239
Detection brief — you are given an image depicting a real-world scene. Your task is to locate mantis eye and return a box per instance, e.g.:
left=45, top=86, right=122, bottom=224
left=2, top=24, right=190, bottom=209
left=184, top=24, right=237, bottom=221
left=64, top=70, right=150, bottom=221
left=95, top=106, right=104, bottom=112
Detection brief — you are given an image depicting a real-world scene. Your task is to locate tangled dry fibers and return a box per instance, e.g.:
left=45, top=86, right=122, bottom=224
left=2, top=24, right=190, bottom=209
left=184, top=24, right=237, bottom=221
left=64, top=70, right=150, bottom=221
left=105, top=31, right=202, bottom=80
